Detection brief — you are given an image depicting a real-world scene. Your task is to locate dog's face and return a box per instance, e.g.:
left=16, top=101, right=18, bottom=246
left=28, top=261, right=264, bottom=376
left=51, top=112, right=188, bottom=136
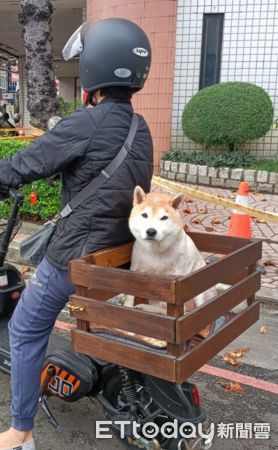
left=129, top=186, right=184, bottom=243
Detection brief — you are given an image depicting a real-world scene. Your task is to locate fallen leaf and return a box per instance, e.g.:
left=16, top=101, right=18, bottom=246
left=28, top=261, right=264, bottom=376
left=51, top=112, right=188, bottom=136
left=217, top=381, right=246, bottom=394
left=186, top=198, right=193, bottom=203
left=263, top=260, right=276, bottom=267
left=253, top=191, right=260, bottom=195
left=211, top=218, right=221, bottom=225
left=205, top=226, right=215, bottom=232
left=199, top=209, right=207, bottom=214
left=192, top=219, right=201, bottom=224
left=223, top=355, right=241, bottom=366
left=261, top=198, right=267, bottom=202
left=183, top=209, right=192, bottom=214
left=256, top=219, right=266, bottom=224
left=20, top=267, right=31, bottom=275
left=227, top=348, right=250, bottom=358
left=260, top=326, right=268, bottom=333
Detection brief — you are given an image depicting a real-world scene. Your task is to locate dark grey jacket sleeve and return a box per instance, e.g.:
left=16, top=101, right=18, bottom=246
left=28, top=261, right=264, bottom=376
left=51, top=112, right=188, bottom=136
left=0, top=108, right=95, bottom=187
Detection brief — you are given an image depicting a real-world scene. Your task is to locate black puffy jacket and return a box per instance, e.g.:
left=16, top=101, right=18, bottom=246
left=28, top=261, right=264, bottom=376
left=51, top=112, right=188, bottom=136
left=0, top=98, right=153, bottom=269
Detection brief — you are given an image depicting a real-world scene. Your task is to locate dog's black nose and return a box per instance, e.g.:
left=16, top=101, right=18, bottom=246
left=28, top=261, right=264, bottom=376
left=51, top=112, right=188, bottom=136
left=146, top=228, right=157, bottom=238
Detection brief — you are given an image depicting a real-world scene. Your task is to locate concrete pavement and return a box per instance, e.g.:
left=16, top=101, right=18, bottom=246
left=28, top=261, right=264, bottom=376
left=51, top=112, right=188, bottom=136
left=0, top=307, right=277, bottom=449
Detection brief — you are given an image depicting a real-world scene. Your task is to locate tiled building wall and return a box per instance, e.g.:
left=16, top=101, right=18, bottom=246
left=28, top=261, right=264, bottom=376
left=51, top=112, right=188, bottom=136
left=172, top=0, right=278, bottom=159
left=87, top=0, right=177, bottom=169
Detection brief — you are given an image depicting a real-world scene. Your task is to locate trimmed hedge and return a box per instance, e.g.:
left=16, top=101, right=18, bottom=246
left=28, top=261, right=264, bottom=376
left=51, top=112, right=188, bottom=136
left=182, top=82, right=274, bottom=150
left=0, top=140, right=61, bottom=220
left=57, top=97, right=83, bottom=118
left=163, top=149, right=256, bottom=168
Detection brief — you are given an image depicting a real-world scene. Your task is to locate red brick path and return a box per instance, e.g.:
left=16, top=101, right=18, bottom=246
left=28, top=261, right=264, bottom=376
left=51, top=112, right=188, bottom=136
left=152, top=183, right=278, bottom=291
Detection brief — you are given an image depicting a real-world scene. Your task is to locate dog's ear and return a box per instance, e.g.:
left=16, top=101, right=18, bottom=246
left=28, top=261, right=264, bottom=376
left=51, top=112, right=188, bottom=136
left=171, top=193, right=184, bottom=209
left=133, top=186, right=146, bottom=205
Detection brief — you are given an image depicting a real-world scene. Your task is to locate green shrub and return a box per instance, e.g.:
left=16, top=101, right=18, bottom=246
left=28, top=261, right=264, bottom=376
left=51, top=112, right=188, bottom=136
left=182, top=82, right=274, bottom=151
left=163, top=149, right=256, bottom=168
left=0, top=140, right=61, bottom=220
left=57, top=97, right=83, bottom=118
left=251, top=159, right=278, bottom=173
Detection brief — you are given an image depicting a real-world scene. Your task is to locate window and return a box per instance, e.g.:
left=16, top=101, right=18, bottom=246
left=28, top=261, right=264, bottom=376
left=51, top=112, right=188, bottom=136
left=199, top=14, right=224, bottom=90
left=0, top=77, right=7, bottom=91
left=0, top=67, right=7, bottom=91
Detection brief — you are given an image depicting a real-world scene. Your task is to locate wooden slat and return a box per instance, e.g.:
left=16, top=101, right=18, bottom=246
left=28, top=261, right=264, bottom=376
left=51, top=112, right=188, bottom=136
left=69, top=294, right=176, bottom=343
left=75, top=286, right=89, bottom=331
left=91, top=242, right=133, bottom=267
left=176, top=302, right=260, bottom=383
left=87, top=288, right=117, bottom=301
left=176, top=271, right=261, bottom=344
left=69, top=261, right=177, bottom=303
left=72, top=330, right=176, bottom=382
left=167, top=303, right=185, bottom=356
left=247, top=264, right=257, bottom=306
left=175, top=240, right=262, bottom=304
left=187, top=232, right=251, bottom=254
left=220, top=269, right=248, bottom=285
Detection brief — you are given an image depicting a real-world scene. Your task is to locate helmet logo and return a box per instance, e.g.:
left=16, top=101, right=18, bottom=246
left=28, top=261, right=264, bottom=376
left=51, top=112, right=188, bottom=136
left=114, top=68, right=132, bottom=78
left=133, top=47, right=149, bottom=57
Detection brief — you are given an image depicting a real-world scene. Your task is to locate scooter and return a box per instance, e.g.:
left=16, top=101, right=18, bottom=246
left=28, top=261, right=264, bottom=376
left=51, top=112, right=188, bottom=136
left=0, top=188, right=212, bottom=450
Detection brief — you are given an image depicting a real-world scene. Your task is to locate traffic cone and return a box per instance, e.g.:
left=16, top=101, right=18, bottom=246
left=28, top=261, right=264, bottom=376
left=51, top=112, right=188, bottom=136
left=228, top=182, right=252, bottom=239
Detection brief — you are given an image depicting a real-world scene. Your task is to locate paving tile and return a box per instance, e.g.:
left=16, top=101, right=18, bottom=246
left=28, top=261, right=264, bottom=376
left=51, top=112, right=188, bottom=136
left=152, top=183, right=278, bottom=291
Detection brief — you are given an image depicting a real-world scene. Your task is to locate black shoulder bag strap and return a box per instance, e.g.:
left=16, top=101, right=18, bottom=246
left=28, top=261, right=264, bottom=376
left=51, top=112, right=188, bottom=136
left=59, top=113, right=139, bottom=219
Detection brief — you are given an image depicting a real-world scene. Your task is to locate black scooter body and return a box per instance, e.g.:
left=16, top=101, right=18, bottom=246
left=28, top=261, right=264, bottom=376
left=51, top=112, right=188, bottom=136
left=0, top=189, right=208, bottom=449
left=0, top=264, right=25, bottom=316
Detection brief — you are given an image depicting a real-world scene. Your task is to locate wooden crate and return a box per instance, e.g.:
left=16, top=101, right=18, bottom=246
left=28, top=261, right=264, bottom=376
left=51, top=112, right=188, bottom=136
left=68, top=232, right=262, bottom=383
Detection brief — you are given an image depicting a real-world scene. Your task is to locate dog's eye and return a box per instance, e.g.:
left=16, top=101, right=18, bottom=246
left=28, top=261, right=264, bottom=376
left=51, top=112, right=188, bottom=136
left=141, top=213, right=148, bottom=218
left=160, top=216, right=168, bottom=221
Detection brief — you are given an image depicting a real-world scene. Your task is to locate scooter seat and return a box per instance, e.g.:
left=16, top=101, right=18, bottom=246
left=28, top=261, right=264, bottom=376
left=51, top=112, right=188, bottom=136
left=90, top=323, right=167, bottom=351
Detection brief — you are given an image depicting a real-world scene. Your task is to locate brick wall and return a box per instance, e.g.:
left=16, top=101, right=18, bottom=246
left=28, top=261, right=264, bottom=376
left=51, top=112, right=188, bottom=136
left=160, top=160, right=278, bottom=193
left=87, top=0, right=178, bottom=169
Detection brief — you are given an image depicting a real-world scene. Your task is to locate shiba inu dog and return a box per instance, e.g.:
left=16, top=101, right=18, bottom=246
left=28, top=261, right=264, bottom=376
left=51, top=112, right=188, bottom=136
left=124, top=186, right=217, bottom=315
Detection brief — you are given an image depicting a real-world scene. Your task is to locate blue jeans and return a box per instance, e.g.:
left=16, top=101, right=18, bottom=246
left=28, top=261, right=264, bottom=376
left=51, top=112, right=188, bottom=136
left=8, top=257, right=75, bottom=431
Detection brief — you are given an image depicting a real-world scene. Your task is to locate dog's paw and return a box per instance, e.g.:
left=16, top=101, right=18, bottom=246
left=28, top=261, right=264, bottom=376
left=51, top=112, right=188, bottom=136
left=123, top=295, right=135, bottom=308
left=134, top=303, right=146, bottom=310
left=134, top=304, right=167, bottom=315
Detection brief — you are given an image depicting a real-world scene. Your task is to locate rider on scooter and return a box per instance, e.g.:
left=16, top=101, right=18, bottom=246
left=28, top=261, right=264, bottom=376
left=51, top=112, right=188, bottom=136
left=0, top=18, right=153, bottom=450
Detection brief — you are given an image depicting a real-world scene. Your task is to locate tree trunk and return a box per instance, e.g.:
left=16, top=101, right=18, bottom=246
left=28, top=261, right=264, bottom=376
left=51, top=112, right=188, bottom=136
left=19, top=0, right=58, bottom=130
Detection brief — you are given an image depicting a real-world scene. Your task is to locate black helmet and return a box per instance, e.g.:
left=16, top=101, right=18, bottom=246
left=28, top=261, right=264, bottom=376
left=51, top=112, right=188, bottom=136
left=63, top=18, right=152, bottom=93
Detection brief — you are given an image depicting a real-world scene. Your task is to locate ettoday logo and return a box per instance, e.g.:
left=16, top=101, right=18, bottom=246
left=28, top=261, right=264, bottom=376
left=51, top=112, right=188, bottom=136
left=95, top=420, right=214, bottom=441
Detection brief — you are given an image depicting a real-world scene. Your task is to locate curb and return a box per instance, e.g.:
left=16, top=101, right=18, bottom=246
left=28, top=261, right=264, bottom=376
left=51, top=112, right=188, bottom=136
left=256, top=287, right=278, bottom=311
left=160, top=161, right=278, bottom=194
